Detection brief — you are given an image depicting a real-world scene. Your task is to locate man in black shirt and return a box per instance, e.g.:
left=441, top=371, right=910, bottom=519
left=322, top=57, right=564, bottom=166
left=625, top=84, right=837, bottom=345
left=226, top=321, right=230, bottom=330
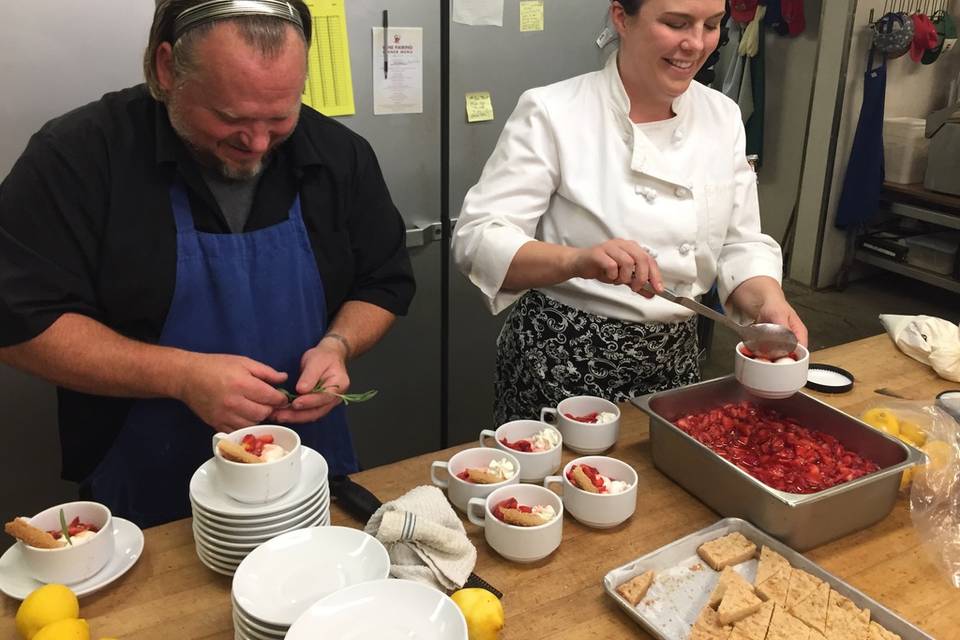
left=0, top=0, right=415, bottom=527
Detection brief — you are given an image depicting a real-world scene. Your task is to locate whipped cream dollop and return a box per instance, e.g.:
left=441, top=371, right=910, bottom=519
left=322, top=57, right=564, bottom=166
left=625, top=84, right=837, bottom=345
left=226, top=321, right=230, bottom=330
left=531, top=505, right=557, bottom=523
left=487, top=457, right=516, bottom=480
left=259, top=443, right=288, bottom=462
left=597, top=474, right=630, bottom=494
left=594, top=411, right=618, bottom=424
left=528, top=428, right=560, bottom=451
left=63, top=529, right=98, bottom=547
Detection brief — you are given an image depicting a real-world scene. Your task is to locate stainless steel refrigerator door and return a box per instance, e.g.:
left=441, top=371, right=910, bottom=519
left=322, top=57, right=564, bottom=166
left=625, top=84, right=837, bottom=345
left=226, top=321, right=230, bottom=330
left=447, top=0, right=613, bottom=442
left=339, top=1, right=443, bottom=467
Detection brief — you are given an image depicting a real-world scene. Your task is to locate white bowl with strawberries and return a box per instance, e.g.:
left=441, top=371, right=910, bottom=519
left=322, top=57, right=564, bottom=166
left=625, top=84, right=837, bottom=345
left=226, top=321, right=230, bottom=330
left=478, top=420, right=562, bottom=483
left=430, top=447, right=521, bottom=512
left=734, top=342, right=810, bottom=400
left=5, top=501, right=115, bottom=584
left=543, top=456, right=638, bottom=528
left=540, top=395, right=621, bottom=454
left=466, top=484, right=563, bottom=563
left=213, top=425, right=302, bottom=504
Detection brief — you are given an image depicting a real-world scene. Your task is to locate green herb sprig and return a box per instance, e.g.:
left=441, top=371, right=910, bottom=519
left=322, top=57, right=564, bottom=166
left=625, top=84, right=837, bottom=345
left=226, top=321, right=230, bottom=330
left=58, top=508, right=73, bottom=546
left=277, top=384, right=378, bottom=405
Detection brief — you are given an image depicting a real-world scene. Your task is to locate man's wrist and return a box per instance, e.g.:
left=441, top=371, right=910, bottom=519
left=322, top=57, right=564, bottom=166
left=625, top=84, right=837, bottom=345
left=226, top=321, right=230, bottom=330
left=320, top=332, right=352, bottom=360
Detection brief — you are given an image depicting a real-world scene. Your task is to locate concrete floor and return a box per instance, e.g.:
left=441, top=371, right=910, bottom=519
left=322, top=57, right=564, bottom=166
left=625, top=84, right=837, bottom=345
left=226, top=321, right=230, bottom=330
left=701, top=273, right=960, bottom=379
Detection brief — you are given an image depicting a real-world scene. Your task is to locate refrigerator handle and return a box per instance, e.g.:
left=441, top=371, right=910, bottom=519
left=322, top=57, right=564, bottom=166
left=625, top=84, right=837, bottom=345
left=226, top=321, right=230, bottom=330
left=405, top=219, right=457, bottom=248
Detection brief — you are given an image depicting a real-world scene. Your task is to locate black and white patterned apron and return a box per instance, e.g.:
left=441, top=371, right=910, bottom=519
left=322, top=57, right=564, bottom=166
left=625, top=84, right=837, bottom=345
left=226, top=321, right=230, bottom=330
left=494, top=290, right=701, bottom=424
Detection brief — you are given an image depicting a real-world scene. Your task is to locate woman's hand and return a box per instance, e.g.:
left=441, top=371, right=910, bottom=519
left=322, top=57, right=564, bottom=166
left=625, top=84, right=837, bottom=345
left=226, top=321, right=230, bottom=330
left=756, top=298, right=808, bottom=347
left=729, top=276, right=808, bottom=346
left=569, top=239, right=663, bottom=297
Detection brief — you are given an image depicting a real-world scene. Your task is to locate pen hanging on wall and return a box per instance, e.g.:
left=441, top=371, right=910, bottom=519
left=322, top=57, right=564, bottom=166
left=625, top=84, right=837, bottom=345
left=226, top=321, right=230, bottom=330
left=383, top=9, right=389, bottom=79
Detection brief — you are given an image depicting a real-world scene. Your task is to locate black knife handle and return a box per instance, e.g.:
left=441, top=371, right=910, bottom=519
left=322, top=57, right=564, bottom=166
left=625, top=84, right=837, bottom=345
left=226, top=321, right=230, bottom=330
left=329, top=475, right=383, bottom=523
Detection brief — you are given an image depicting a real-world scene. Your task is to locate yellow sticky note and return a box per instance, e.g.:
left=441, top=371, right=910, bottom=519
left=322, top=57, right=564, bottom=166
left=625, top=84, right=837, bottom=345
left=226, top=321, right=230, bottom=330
left=520, top=0, right=544, bottom=32
left=466, top=91, right=495, bottom=123
left=302, top=0, right=356, bottom=116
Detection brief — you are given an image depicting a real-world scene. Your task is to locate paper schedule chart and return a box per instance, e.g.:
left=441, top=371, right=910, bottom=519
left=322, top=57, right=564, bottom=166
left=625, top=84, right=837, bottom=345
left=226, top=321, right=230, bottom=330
left=303, top=0, right=356, bottom=116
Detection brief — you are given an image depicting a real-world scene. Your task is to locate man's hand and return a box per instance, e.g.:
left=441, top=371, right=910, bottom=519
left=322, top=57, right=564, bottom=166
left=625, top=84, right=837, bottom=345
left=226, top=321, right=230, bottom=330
left=176, top=353, right=290, bottom=432
left=269, top=337, right=349, bottom=424
left=569, top=239, right=663, bottom=297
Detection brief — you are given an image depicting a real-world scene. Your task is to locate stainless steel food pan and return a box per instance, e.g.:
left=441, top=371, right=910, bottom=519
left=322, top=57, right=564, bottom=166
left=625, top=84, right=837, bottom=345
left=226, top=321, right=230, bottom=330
left=632, top=376, right=926, bottom=550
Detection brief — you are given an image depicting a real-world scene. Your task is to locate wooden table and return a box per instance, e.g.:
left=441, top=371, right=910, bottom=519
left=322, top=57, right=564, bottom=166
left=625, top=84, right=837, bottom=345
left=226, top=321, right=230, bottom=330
left=3, top=335, right=958, bottom=639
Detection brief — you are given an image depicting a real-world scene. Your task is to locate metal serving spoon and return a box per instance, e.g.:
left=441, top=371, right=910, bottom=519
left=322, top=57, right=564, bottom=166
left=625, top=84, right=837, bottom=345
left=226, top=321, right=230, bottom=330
left=644, top=285, right=799, bottom=359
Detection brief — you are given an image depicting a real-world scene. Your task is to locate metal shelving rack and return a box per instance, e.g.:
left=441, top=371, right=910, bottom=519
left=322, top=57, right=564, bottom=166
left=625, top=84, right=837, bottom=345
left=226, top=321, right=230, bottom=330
left=846, top=184, right=960, bottom=294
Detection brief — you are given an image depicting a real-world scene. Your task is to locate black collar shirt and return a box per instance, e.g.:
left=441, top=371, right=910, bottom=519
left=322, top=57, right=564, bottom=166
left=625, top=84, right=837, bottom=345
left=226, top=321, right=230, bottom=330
left=0, top=85, right=415, bottom=480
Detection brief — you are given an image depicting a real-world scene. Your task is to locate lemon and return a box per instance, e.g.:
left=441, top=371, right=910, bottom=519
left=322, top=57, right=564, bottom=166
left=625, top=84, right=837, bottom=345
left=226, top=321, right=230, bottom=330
left=915, top=440, right=956, bottom=493
left=32, top=619, right=89, bottom=640
left=15, top=584, right=80, bottom=640
left=861, top=408, right=900, bottom=437
left=450, top=588, right=504, bottom=640
left=899, top=466, right=914, bottom=492
left=898, top=420, right=927, bottom=447
left=921, top=440, right=954, bottom=470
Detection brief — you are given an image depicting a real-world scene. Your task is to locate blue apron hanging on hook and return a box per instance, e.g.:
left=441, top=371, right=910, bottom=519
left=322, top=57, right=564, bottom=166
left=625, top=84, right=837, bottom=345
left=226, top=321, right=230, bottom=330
left=835, top=46, right=887, bottom=229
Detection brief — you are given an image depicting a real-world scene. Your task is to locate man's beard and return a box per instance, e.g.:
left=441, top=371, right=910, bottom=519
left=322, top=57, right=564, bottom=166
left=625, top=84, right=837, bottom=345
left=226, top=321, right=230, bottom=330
left=166, top=97, right=291, bottom=181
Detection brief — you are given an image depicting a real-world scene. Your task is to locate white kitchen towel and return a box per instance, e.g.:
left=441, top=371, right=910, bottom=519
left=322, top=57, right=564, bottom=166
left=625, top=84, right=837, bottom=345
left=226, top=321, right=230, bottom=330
left=364, top=485, right=476, bottom=591
left=880, top=314, right=960, bottom=382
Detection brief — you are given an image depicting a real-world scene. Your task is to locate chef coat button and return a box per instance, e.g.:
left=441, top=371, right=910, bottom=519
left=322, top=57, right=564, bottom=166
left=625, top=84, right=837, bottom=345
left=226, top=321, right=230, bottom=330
left=679, top=243, right=691, bottom=256
left=673, top=128, right=684, bottom=143
left=644, top=188, right=657, bottom=203
left=675, top=186, right=688, bottom=198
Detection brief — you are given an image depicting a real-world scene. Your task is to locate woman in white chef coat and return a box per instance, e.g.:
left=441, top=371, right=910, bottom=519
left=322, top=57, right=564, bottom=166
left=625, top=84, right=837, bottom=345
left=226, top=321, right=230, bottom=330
left=453, top=0, right=808, bottom=424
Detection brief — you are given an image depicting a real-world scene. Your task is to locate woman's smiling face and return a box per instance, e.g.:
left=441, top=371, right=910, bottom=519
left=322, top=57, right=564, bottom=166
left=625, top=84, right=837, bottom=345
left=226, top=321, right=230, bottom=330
left=612, top=0, right=725, bottom=110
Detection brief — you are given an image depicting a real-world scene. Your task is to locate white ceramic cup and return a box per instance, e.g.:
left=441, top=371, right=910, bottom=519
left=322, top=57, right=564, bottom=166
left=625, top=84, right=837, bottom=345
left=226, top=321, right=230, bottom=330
left=212, top=425, right=302, bottom=504
left=466, top=484, right=563, bottom=563
left=20, top=501, right=115, bottom=584
left=540, top=396, right=621, bottom=454
left=478, top=420, right=562, bottom=483
left=734, top=342, right=810, bottom=399
left=543, top=456, right=638, bottom=529
left=430, top=448, right=521, bottom=512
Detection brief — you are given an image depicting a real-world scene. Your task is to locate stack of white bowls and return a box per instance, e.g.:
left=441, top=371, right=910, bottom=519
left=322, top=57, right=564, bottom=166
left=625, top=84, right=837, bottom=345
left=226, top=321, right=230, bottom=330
left=189, top=444, right=330, bottom=576
left=231, top=527, right=391, bottom=640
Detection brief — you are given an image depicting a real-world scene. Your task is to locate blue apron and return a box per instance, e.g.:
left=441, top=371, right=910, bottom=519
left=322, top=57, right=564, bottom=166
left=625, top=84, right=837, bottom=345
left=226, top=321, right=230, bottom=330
left=85, top=177, right=358, bottom=528
left=835, top=47, right=887, bottom=229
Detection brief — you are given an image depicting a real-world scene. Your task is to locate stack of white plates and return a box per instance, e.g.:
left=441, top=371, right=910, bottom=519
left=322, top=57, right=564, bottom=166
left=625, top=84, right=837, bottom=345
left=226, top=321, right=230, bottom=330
left=231, top=526, right=391, bottom=640
left=286, top=579, right=468, bottom=640
left=189, top=447, right=330, bottom=576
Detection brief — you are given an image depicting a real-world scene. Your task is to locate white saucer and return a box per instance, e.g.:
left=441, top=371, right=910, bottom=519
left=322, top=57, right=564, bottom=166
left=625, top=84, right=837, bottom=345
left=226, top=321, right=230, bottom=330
left=190, top=447, right=328, bottom=517
left=285, top=579, right=467, bottom=640
left=196, top=546, right=237, bottom=576
left=0, top=518, right=144, bottom=600
left=191, top=483, right=327, bottom=527
left=192, top=491, right=326, bottom=531
left=233, top=527, right=391, bottom=626
left=233, top=605, right=287, bottom=638
left=193, top=509, right=327, bottom=548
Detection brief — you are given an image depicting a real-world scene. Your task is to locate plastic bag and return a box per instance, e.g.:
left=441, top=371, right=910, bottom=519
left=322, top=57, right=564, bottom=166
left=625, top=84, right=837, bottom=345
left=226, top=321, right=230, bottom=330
left=909, top=405, right=960, bottom=588
left=857, top=399, right=960, bottom=587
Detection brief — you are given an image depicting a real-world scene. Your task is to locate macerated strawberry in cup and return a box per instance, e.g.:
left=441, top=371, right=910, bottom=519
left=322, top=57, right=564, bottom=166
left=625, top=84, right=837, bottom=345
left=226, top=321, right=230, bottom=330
left=492, top=497, right=557, bottom=526
left=565, top=463, right=630, bottom=494
left=237, top=434, right=288, bottom=462
left=499, top=427, right=559, bottom=453
left=563, top=411, right=619, bottom=424
left=47, top=516, right=99, bottom=542
left=738, top=344, right=799, bottom=364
